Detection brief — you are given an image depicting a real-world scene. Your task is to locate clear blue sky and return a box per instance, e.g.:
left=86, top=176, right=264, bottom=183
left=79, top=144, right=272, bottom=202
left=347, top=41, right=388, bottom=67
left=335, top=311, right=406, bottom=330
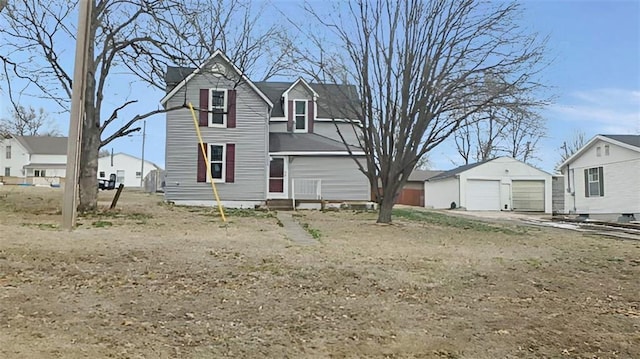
left=1, top=0, right=638, bottom=174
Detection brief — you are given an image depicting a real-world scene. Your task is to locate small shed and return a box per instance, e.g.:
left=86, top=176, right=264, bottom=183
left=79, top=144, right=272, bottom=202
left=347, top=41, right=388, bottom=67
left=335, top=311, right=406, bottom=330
left=425, top=157, right=553, bottom=213
left=394, top=169, right=442, bottom=206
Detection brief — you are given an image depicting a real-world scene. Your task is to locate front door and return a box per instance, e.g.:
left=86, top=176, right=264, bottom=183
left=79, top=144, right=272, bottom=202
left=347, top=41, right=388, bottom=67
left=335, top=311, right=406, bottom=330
left=268, top=156, right=288, bottom=198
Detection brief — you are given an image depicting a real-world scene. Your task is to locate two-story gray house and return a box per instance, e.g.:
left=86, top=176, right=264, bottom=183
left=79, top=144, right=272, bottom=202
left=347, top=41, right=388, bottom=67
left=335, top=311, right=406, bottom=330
left=160, top=50, right=370, bottom=208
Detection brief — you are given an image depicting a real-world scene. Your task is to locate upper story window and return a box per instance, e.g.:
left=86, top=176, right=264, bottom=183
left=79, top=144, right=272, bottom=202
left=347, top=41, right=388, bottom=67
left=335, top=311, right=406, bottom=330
left=604, top=144, right=610, bottom=156
left=199, top=88, right=236, bottom=129
left=596, top=146, right=601, bottom=157
left=5, top=145, right=11, bottom=159
left=209, top=89, right=227, bottom=126
left=294, top=100, right=307, bottom=132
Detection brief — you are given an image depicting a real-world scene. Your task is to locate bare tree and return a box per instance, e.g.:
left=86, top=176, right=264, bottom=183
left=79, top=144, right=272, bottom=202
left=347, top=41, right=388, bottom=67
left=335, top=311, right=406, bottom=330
left=0, top=0, right=288, bottom=211
left=0, top=105, right=60, bottom=137
left=293, top=0, right=547, bottom=223
left=557, top=130, right=587, bottom=171
left=453, top=70, right=547, bottom=164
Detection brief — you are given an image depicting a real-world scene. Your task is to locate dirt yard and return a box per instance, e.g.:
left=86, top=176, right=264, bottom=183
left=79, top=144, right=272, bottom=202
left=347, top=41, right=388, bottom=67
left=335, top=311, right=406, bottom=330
left=0, top=186, right=638, bottom=358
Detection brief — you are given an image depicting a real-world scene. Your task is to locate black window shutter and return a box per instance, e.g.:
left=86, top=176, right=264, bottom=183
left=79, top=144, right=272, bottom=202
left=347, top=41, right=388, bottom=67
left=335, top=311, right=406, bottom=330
left=584, top=169, right=589, bottom=197
left=598, top=167, right=604, bottom=196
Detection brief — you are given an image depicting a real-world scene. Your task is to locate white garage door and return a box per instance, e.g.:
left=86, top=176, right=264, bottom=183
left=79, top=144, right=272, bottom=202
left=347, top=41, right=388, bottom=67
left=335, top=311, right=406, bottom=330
left=512, top=180, right=545, bottom=212
left=466, top=180, right=501, bottom=211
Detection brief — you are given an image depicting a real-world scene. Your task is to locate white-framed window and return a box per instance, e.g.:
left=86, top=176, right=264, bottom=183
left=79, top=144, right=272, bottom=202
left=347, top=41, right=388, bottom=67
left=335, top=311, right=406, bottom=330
left=586, top=167, right=603, bottom=197
left=99, top=171, right=105, bottom=178
left=136, top=171, right=142, bottom=178
left=294, top=100, right=307, bottom=132
left=596, top=146, right=601, bottom=157
left=34, top=169, right=46, bottom=177
left=4, top=167, right=10, bottom=176
left=208, top=144, right=225, bottom=182
left=209, top=89, right=227, bottom=127
left=604, top=144, right=610, bottom=156
left=5, top=145, right=11, bottom=159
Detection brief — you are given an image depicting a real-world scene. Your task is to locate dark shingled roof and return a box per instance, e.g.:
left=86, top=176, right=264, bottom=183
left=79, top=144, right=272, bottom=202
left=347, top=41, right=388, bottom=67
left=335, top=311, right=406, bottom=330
left=14, top=136, right=68, bottom=155
left=427, top=160, right=494, bottom=181
left=407, top=169, right=444, bottom=182
left=165, top=67, right=360, bottom=119
left=269, top=133, right=361, bottom=153
left=601, top=134, right=640, bottom=148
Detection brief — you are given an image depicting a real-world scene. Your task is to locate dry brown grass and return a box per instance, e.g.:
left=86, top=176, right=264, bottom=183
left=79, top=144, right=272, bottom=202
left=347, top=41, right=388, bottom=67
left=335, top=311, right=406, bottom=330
left=1, top=186, right=638, bottom=358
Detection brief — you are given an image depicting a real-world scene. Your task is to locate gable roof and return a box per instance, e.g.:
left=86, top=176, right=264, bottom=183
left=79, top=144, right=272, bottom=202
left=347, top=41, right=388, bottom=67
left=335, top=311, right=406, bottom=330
left=269, top=133, right=363, bottom=154
left=559, top=134, right=640, bottom=169
left=407, top=169, right=443, bottom=182
left=601, top=134, right=640, bottom=148
left=427, top=160, right=491, bottom=181
left=14, top=135, right=68, bottom=155
left=99, top=152, right=163, bottom=170
left=160, top=50, right=273, bottom=107
left=284, top=77, right=319, bottom=98
left=165, top=65, right=360, bottom=120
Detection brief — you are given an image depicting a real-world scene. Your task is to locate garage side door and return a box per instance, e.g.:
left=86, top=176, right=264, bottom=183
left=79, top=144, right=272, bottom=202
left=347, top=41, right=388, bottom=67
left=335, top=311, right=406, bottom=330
left=466, top=180, right=500, bottom=211
left=512, top=180, right=545, bottom=212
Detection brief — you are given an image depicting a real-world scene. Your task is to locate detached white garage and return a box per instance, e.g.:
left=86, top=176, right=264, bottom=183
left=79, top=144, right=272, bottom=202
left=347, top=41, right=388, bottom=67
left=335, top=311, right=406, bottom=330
left=425, top=157, right=553, bottom=213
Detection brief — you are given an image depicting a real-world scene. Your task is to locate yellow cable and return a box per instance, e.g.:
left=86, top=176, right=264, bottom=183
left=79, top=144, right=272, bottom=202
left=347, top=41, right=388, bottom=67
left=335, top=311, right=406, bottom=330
left=188, top=102, right=227, bottom=222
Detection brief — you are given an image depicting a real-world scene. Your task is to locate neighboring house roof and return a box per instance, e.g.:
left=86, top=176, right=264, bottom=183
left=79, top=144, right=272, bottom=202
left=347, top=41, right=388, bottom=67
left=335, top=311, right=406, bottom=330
left=13, top=135, right=68, bottom=155
left=100, top=152, right=163, bottom=170
left=23, top=163, right=67, bottom=169
left=160, top=50, right=273, bottom=107
left=407, top=169, right=443, bottom=182
left=428, top=156, right=550, bottom=181
left=600, top=134, right=640, bottom=148
left=559, top=134, right=640, bottom=169
left=428, top=160, right=490, bottom=181
left=269, top=133, right=363, bottom=154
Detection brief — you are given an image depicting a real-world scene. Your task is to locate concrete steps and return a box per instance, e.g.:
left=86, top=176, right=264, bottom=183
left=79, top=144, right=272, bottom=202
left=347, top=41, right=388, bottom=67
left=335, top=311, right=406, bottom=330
left=266, top=199, right=294, bottom=211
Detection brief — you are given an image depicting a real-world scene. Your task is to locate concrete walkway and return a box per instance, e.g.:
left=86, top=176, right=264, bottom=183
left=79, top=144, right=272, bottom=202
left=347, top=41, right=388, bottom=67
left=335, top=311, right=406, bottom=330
left=275, top=212, right=318, bottom=245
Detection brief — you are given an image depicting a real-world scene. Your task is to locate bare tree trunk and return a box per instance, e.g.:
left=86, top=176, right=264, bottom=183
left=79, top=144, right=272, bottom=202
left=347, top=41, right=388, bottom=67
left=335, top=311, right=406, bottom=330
left=78, top=127, right=100, bottom=212
left=78, top=23, right=98, bottom=213
left=378, top=198, right=395, bottom=223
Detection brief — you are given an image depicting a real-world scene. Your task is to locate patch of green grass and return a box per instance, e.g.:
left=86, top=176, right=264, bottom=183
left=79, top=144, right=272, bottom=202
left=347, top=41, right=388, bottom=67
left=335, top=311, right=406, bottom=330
left=21, top=223, right=59, bottom=230
left=392, top=208, right=526, bottom=235
left=301, top=222, right=322, bottom=239
left=225, top=208, right=274, bottom=218
left=92, top=220, right=113, bottom=228
left=524, top=257, right=544, bottom=269
left=81, top=210, right=152, bottom=221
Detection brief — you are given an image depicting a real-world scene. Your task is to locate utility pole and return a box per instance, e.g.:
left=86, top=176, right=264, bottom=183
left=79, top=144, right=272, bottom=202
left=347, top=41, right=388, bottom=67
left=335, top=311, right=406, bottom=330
left=62, top=0, right=93, bottom=230
left=140, top=120, right=146, bottom=188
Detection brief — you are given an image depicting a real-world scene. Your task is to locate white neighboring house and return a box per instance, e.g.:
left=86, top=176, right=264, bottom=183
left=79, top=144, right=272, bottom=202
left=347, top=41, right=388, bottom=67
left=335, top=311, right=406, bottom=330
left=0, top=135, right=67, bottom=186
left=425, top=156, right=553, bottom=213
left=98, top=152, right=161, bottom=188
left=558, top=134, right=640, bottom=220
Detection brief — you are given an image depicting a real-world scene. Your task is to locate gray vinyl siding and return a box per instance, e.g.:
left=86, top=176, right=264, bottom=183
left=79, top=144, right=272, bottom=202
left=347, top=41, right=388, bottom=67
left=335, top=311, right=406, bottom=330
left=313, top=122, right=362, bottom=146
left=269, top=122, right=287, bottom=133
left=288, top=156, right=370, bottom=200
left=164, top=59, right=269, bottom=202
left=288, top=84, right=312, bottom=99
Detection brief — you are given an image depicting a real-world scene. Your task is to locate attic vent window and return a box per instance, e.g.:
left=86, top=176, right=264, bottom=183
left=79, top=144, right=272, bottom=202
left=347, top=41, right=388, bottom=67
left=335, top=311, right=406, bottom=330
left=596, top=146, right=601, bottom=157
left=604, top=144, right=610, bottom=156
left=210, top=63, right=226, bottom=77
